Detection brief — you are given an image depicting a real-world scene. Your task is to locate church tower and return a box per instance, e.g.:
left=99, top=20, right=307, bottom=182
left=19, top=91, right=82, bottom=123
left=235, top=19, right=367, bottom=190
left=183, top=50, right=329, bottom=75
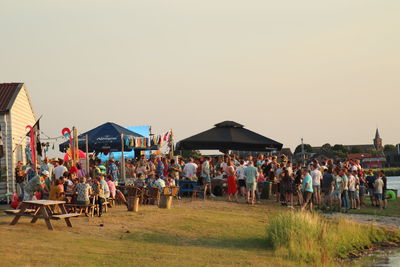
left=373, top=128, right=383, bottom=151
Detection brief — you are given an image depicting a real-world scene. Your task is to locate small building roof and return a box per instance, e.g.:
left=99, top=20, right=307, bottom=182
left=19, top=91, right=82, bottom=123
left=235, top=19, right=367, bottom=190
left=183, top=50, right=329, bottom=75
left=0, top=83, right=23, bottom=113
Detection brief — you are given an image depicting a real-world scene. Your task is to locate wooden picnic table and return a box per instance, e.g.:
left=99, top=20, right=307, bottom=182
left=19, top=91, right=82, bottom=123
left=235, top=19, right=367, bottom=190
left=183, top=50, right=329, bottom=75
left=7, top=200, right=79, bottom=230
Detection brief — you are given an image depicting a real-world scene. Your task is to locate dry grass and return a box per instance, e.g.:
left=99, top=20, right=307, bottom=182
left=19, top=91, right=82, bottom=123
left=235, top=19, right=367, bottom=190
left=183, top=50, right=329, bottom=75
left=1, top=198, right=396, bottom=267
left=0, top=199, right=292, bottom=267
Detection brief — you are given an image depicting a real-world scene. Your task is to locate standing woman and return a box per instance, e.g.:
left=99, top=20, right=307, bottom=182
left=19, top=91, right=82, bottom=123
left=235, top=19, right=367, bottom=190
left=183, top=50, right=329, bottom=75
left=294, top=169, right=303, bottom=206
left=226, top=160, right=238, bottom=202
left=283, top=169, right=294, bottom=208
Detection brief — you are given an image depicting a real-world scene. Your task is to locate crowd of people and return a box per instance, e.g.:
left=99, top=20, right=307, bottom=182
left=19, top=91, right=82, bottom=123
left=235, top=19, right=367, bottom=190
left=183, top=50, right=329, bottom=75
left=13, top=153, right=391, bottom=214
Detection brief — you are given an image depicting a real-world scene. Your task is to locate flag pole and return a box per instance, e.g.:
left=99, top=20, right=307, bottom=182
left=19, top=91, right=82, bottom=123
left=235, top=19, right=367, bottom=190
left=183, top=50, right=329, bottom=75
left=121, top=134, right=125, bottom=182
left=85, top=134, right=89, bottom=177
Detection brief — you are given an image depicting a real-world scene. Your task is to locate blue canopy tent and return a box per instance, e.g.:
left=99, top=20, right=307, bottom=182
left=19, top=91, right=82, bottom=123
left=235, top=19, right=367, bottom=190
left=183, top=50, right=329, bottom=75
left=97, top=126, right=151, bottom=161
left=59, top=122, right=143, bottom=153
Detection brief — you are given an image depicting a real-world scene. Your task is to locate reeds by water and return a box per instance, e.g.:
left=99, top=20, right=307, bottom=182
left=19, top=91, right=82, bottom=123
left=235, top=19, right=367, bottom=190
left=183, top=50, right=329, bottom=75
left=266, top=211, right=396, bottom=264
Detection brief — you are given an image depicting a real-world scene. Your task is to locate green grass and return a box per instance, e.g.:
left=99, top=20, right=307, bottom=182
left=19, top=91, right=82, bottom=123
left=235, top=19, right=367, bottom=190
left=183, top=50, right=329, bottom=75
left=372, top=168, right=400, bottom=176
left=348, top=198, right=400, bottom=217
left=266, top=212, right=400, bottom=265
left=0, top=198, right=398, bottom=267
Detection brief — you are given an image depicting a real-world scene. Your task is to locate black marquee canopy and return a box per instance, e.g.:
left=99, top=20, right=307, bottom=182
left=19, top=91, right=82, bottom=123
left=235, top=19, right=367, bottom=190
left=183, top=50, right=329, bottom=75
left=176, top=121, right=283, bottom=152
left=59, top=122, right=143, bottom=153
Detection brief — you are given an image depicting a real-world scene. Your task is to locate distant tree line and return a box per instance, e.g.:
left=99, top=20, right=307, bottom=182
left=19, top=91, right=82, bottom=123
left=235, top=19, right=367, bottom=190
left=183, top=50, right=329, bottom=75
left=294, top=143, right=398, bottom=159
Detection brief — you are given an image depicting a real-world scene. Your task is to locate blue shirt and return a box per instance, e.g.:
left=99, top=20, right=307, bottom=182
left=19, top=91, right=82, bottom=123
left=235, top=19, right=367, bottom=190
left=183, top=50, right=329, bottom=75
left=302, top=174, right=313, bottom=193
left=107, top=163, right=119, bottom=181
left=156, top=162, right=164, bottom=177
left=244, top=165, right=258, bottom=184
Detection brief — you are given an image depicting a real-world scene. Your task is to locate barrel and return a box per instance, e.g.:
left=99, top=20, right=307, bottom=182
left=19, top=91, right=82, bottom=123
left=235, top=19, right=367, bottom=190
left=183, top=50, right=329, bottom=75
left=159, top=195, right=173, bottom=209
left=127, top=196, right=140, bottom=212
left=260, top=181, right=272, bottom=199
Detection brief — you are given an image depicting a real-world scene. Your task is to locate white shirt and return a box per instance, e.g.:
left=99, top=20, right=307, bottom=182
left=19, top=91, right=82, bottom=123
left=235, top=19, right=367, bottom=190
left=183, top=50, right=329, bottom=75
left=220, top=162, right=228, bottom=174
left=236, top=165, right=245, bottom=180
left=54, top=165, right=68, bottom=179
left=155, top=178, right=166, bottom=190
left=183, top=162, right=198, bottom=178
left=275, top=168, right=283, bottom=181
left=348, top=175, right=356, bottom=191
left=310, top=169, right=322, bottom=186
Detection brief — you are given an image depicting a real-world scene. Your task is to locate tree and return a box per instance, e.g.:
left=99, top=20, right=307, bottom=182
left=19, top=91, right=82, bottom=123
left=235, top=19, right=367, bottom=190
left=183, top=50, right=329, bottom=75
left=350, top=146, right=361, bottom=154
left=366, top=149, right=379, bottom=157
left=321, top=143, right=332, bottom=152
left=332, top=144, right=349, bottom=154
left=294, top=144, right=313, bottom=154
left=176, top=150, right=202, bottom=159
left=384, top=144, right=397, bottom=153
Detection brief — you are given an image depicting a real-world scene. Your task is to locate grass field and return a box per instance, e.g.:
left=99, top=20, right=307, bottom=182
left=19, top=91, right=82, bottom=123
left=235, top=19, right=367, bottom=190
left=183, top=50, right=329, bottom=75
left=348, top=198, right=400, bottom=217
left=0, top=198, right=397, bottom=267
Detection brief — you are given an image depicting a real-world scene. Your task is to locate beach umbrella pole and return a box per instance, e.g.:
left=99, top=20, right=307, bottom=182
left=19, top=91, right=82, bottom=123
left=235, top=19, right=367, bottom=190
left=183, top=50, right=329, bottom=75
left=85, top=134, right=89, bottom=177
left=121, top=133, right=125, bottom=181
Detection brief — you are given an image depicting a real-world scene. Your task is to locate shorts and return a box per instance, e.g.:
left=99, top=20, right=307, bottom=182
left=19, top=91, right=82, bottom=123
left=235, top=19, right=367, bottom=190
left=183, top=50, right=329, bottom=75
left=246, top=183, right=257, bottom=191
left=382, top=190, right=386, bottom=200
left=354, top=189, right=359, bottom=200
left=313, top=185, right=321, bottom=195
left=359, top=186, right=366, bottom=197
left=349, top=191, right=355, bottom=200
left=333, top=190, right=341, bottom=199
left=368, top=188, right=374, bottom=197
left=374, top=193, right=382, bottom=200
left=303, top=191, right=312, bottom=204
left=203, top=175, right=211, bottom=184
left=238, top=179, right=246, bottom=187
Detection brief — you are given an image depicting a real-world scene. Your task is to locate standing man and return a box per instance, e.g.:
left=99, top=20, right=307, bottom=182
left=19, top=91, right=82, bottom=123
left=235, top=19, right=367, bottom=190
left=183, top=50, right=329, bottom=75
left=366, top=171, right=376, bottom=206
left=202, top=157, right=215, bottom=197
left=107, top=158, right=120, bottom=182
left=244, top=160, right=258, bottom=205
left=40, top=157, right=54, bottom=180
left=54, top=159, right=68, bottom=180
left=348, top=170, right=356, bottom=209
left=236, top=160, right=247, bottom=197
left=374, top=174, right=384, bottom=209
left=182, top=158, right=198, bottom=180
left=321, top=167, right=334, bottom=208
left=379, top=171, right=388, bottom=209
left=301, top=168, right=313, bottom=212
left=340, top=169, right=350, bottom=211
left=310, top=164, right=322, bottom=206
left=155, top=157, right=165, bottom=178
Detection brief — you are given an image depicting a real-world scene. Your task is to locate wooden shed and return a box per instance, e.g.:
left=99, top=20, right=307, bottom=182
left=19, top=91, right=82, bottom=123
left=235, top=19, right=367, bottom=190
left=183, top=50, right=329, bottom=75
left=0, top=83, right=36, bottom=195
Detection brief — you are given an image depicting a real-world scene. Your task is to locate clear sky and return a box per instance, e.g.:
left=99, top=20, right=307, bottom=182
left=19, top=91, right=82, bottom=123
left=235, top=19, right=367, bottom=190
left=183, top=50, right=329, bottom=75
left=1, top=0, right=399, bottom=155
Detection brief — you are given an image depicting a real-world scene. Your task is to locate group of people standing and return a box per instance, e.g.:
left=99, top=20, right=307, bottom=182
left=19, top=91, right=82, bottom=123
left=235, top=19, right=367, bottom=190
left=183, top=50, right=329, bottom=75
left=14, top=154, right=390, bottom=214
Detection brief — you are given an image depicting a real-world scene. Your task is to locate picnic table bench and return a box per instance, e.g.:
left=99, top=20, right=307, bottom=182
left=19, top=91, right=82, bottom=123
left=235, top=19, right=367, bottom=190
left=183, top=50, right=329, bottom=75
left=5, top=200, right=79, bottom=230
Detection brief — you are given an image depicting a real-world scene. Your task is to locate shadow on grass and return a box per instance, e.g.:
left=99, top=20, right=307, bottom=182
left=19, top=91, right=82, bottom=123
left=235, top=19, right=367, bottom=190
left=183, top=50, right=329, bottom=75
left=127, top=231, right=269, bottom=251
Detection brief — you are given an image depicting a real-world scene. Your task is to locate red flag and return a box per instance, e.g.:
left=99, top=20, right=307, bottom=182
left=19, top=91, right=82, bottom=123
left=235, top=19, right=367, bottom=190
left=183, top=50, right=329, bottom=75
left=26, top=125, right=36, bottom=169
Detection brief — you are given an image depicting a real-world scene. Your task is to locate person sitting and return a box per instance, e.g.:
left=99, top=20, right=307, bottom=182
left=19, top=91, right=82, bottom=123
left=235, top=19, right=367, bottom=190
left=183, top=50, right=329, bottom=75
left=154, top=175, right=166, bottom=191
left=23, top=174, right=44, bottom=201
left=135, top=173, right=145, bottom=187
left=166, top=173, right=176, bottom=187
left=145, top=172, right=156, bottom=187
left=49, top=179, right=65, bottom=201
left=39, top=171, right=50, bottom=200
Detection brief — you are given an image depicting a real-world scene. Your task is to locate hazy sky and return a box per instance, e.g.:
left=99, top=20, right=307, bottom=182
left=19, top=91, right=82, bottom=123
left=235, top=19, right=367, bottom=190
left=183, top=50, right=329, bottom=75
left=1, top=0, right=399, bottom=155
